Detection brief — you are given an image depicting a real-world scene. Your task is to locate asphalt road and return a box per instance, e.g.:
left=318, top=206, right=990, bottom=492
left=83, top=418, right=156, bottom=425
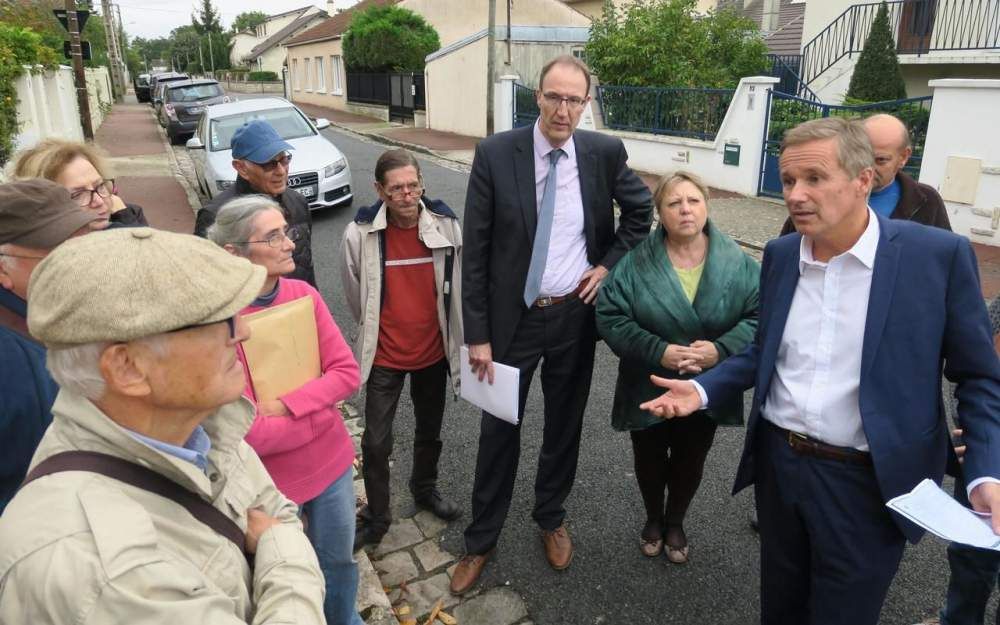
left=305, top=125, right=972, bottom=625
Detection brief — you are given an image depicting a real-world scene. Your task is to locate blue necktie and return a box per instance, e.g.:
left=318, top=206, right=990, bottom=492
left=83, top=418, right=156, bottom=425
left=523, top=148, right=564, bottom=308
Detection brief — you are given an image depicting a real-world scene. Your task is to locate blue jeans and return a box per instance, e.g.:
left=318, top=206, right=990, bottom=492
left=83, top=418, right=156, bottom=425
left=300, top=470, right=364, bottom=625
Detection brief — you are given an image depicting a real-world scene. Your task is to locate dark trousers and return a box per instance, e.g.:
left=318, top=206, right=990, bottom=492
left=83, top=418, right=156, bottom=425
left=630, top=414, right=717, bottom=527
left=755, top=420, right=906, bottom=625
left=360, top=359, right=448, bottom=531
left=941, top=477, right=1000, bottom=625
left=464, top=297, right=596, bottom=555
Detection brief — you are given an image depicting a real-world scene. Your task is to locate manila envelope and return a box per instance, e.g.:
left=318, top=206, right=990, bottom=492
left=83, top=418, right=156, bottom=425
left=241, top=296, right=321, bottom=403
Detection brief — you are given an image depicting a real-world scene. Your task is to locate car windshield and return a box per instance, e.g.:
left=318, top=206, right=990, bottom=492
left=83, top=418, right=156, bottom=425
left=137, top=76, right=150, bottom=86
left=169, top=84, right=222, bottom=102
left=209, top=108, right=315, bottom=151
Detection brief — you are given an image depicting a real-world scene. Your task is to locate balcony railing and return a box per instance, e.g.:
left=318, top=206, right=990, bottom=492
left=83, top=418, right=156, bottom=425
left=801, top=0, right=1000, bottom=88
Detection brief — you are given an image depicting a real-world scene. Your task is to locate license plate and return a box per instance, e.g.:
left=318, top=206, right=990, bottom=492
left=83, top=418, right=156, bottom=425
left=186, top=106, right=204, bottom=114
left=292, top=184, right=317, bottom=198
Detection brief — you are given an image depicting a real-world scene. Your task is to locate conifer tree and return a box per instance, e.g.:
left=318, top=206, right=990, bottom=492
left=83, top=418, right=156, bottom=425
left=847, top=2, right=907, bottom=101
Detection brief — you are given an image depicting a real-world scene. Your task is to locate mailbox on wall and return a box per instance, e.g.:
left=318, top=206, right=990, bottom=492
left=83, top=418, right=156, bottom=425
left=723, top=143, right=740, bottom=166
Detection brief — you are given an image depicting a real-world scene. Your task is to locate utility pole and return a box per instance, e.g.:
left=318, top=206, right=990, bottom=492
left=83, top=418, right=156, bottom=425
left=114, top=3, right=129, bottom=85
left=486, top=0, right=496, bottom=136
left=66, top=0, right=94, bottom=139
left=101, top=0, right=124, bottom=101
left=207, top=32, right=215, bottom=75
left=198, top=38, right=205, bottom=75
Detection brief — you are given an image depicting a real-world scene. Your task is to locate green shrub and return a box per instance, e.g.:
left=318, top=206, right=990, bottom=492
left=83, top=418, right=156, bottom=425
left=0, top=22, right=58, bottom=165
left=248, top=71, right=278, bottom=81
left=342, top=5, right=440, bottom=72
left=846, top=2, right=907, bottom=101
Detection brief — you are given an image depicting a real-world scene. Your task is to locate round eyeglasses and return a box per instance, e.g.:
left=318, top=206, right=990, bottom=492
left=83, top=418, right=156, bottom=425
left=69, top=180, right=115, bottom=207
left=232, top=225, right=303, bottom=249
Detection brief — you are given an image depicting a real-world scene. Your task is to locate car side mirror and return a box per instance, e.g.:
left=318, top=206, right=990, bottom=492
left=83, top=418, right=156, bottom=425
left=314, top=117, right=330, bottom=130
left=186, top=136, right=204, bottom=150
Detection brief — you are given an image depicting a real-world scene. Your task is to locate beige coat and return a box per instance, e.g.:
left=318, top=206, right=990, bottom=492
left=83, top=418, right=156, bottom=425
left=0, top=391, right=325, bottom=624
left=340, top=200, right=463, bottom=391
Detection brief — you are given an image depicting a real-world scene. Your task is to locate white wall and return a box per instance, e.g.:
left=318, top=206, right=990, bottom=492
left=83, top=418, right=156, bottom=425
left=920, top=79, right=1000, bottom=247
left=14, top=66, right=112, bottom=153
left=603, top=76, right=780, bottom=196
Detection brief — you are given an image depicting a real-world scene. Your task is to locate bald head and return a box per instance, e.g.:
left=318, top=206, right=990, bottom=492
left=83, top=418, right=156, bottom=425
left=864, top=114, right=913, bottom=191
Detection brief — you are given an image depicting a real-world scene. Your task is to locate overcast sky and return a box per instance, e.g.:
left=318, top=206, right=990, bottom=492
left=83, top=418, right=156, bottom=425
left=118, top=0, right=359, bottom=40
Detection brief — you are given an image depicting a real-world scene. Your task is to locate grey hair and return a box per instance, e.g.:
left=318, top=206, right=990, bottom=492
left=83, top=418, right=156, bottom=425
left=206, top=195, right=282, bottom=254
left=781, top=116, right=875, bottom=178
left=46, top=336, right=169, bottom=401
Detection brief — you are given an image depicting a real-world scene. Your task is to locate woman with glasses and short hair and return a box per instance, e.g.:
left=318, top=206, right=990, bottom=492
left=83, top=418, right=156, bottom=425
left=11, top=138, right=148, bottom=228
left=208, top=194, right=363, bottom=625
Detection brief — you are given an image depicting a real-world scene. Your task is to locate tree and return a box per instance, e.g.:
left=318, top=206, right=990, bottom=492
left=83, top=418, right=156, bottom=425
left=0, top=0, right=111, bottom=69
left=846, top=2, right=906, bottom=101
left=342, top=5, right=440, bottom=72
left=191, top=0, right=222, bottom=35
left=232, top=11, right=267, bottom=33
left=584, top=0, right=770, bottom=88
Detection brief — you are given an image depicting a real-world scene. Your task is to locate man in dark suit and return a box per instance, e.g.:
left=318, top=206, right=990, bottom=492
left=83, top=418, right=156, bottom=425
left=641, top=117, right=1000, bottom=625
left=452, top=55, right=652, bottom=594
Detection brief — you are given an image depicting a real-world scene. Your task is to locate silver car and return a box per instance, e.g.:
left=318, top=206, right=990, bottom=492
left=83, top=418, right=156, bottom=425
left=186, top=97, right=352, bottom=209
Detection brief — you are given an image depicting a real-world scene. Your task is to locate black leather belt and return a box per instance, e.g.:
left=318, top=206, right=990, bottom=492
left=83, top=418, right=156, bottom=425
left=533, top=280, right=587, bottom=308
left=765, top=420, right=873, bottom=466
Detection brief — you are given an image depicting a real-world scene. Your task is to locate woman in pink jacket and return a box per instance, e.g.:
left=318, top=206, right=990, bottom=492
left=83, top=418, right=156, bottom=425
left=209, top=195, right=362, bottom=625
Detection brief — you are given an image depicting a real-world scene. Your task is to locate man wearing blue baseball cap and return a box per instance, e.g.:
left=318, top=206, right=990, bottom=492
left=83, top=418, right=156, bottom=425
left=194, top=119, right=316, bottom=286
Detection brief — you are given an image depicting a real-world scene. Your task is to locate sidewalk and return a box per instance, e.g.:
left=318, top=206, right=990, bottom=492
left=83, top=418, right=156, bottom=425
left=94, top=96, right=199, bottom=233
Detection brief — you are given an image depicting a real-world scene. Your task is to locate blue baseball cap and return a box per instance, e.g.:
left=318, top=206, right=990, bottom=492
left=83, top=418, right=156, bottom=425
left=231, top=120, right=293, bottom=164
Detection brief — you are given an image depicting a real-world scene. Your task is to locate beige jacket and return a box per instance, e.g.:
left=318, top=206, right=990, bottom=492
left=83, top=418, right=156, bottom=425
left=0, top=391, right=325, bottom=624
left=340, top=199, right=463, bottom=391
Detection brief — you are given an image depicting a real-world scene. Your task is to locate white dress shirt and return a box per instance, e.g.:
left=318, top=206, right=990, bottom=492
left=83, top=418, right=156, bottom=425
left=532, top=121, right=591, bottom=297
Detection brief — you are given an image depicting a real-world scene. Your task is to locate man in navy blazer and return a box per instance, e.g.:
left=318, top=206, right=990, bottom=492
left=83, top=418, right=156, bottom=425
left=641, top=117, right=1000, bottom=625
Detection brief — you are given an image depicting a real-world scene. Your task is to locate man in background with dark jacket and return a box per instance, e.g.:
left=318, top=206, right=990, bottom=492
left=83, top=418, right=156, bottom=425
left=194, top=120, right=316, bottom=286
left=780, top=112, right=950, bottom=236
left=0, top=179, right=100, bottom=512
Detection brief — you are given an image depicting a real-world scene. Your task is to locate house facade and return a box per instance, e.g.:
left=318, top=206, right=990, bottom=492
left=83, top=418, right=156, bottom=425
left=228, top=5, right=327, bottom=74
left=796, top=0, right=1000, bottom=102
left=560, top=0, right=718, bottom=19
left=284, top=0, right=592, bottom=136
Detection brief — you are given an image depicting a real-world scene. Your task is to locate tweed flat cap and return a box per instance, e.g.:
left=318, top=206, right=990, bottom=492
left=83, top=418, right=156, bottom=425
left=0, top=179, right=99, bottom=248
left=27, top=227, right=266, bottom=347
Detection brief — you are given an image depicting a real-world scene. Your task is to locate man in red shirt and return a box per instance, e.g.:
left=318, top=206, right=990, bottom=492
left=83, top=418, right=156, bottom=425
left=341, top=149, right=465, bottom=549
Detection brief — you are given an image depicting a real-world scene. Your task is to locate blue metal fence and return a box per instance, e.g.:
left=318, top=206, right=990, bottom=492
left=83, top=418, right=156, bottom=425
left=597, top=85, right=735, bottom=141
left=513, top=83, right=539, bottom=128
left=758, top=91, right=933, bottom=197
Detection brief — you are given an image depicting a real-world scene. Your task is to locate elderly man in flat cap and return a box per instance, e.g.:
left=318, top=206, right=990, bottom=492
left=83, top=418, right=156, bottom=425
left=0, top=228, right=326, bottom=624
left=0, top=179, right=102, bottom=514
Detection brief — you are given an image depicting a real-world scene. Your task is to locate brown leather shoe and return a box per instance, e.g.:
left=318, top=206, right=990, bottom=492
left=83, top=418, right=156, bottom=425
left=449, top=551, right=492, bottom=595
left=541, top=524, right=573, bottom=570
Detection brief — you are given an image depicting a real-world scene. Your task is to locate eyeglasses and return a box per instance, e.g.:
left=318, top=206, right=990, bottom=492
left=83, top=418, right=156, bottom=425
left=0, top=252, right=47, bottom=260
left=232, top=225, right=303, bottom=249
left=69, top=179, right=114, bottom=207
left=540, top=92, right=587, bottom=110
left=168, top=316, right=237, bottom=340
left=380, top=182, right=423, bottom=199
left=256, top=154, right=292, bottom=172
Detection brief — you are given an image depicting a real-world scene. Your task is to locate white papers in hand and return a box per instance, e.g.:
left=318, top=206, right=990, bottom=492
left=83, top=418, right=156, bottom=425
left=459, top=345, right=521, bottom=425
left=886, top=479, right=1000, bottom=551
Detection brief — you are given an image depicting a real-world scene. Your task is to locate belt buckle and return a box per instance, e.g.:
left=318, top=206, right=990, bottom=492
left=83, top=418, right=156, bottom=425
left=788, top=430, right=809, bottom=448
left=535, top=296, right=553, bottom=308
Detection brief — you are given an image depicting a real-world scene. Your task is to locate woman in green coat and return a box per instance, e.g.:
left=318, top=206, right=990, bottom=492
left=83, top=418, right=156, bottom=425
left=596, top=171, right=760, bottom=564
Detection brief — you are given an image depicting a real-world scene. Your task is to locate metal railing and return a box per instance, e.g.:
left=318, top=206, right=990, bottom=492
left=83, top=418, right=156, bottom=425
left=766, top=54, right=821, bottom=101
left=513, top=83, right=539, bottom=128
left=801, top=0, right=1000, bottom=88
left=346, top=72, right=390, bottom=106
left=597, top=86, right=735, bottom=141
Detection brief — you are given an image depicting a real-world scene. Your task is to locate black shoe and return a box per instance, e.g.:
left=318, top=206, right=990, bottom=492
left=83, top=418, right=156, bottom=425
left=748, top=508, right=759, bottom=532
left=414, top=489, right=462, bottom=522
left=353, top=524, right=386, bottom=552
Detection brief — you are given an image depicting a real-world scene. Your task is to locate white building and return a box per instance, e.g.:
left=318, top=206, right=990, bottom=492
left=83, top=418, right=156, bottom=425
left=229, top=6, right=328, bottom=74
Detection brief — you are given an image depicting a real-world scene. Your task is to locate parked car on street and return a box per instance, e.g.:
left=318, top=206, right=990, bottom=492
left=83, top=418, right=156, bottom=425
left=134, top=73, right=151, bottom=103
left=186, top=97, right=352, bottom=210
left=149, top=72, right=188, bottom=109
left=157, top=79, right=228, bottom=144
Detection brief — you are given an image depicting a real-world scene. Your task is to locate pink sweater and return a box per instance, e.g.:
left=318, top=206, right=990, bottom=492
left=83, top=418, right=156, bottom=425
left=237, top=278, right=360, bottom=504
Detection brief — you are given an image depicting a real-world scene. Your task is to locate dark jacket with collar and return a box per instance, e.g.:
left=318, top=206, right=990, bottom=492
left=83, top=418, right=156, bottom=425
left=462, top=125, right=654, bottom=361
left=0, top=288, right=57, bottom=514
left=194, top=176, right=315, bottom=286
left=779, top=170, right=951, bottom=236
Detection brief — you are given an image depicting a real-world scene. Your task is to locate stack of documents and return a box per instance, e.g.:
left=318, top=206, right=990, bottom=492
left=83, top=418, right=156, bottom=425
left=887, top=479, right=1000, bottom=551
left=459, top=345, right=521, bottom=425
